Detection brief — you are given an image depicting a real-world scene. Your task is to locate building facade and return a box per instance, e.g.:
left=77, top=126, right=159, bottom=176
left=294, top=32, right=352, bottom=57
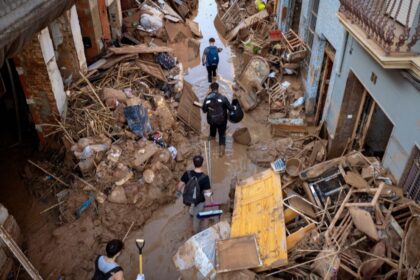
left=276, top=0, right=420, bottom=198
left=0, top=0, right=122, bottom=143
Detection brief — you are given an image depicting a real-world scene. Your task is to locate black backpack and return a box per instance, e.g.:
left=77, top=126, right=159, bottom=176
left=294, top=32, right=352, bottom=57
left=92, top=256, right=122, bottom=280
left=229, top=99, right=244, bottom=123
left=182, top=171, right=205, bottom=206
left=207, top=94, right=225, bottom=126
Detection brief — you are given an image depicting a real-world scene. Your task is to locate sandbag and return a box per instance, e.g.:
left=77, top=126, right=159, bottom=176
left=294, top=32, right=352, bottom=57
left=229, top=99, right=244, bottom=123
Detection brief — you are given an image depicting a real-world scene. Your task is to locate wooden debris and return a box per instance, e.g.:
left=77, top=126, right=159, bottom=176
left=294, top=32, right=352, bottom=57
left=177, top=81, right=201, bottom=133
left=216, top=235, right=262, bottom=273
left=109, top=44, right=174, bottom=55
left=27, top=160, right=69, bottom=187
left=349, top=207, right=379, bottom=241
left=137, top=60, right=168, bottom=82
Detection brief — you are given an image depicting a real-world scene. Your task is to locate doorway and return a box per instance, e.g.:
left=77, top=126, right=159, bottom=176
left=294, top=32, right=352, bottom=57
left=328, top=71, right=393, bottom=158
left=290, top=0, right=302, bottom=32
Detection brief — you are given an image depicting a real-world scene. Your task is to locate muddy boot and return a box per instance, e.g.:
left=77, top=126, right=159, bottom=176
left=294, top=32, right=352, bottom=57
left=218, top=145, right=225, bottom=157
left=208, top=136, right=215, bottom=142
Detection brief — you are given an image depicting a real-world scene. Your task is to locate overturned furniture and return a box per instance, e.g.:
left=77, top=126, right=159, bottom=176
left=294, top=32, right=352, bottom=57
left=235, top=56, right=270, bottom=111
left=214, top=0, right=246, bottom=36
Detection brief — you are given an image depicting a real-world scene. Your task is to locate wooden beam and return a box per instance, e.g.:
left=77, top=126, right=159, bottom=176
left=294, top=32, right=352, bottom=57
left=98, top=0, right=111, bottom=41
left=0, top=226, right=43, bottom=279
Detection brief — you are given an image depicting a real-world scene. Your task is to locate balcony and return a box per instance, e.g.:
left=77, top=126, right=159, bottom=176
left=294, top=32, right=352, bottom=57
left=338, top=0, right=420, bottom=77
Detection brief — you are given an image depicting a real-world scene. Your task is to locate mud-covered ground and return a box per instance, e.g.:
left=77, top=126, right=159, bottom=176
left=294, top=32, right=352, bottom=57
left=0, top=1, right=303, bottom=279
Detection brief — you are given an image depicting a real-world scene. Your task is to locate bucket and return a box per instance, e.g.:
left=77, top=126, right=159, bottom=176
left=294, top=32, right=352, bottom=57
left=286, top=158, right=302, bottom=177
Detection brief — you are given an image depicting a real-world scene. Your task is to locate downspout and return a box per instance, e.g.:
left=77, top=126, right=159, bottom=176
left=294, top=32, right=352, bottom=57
left=336, top=31, right=349, bottom=77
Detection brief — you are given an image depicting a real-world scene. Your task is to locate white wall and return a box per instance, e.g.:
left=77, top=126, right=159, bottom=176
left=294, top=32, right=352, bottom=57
left=325, top=37, right=420, bottom=181
left=38, top=27, right=67, bottom=116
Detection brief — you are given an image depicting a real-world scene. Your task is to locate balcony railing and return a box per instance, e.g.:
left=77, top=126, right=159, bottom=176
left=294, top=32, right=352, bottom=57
left=339, top=0, right=420, bottom=55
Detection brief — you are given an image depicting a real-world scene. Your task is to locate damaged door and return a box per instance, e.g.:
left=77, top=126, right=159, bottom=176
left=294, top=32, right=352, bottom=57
left=350, top=92, right=393, bottom=159
left=313, top=43, right=335, bottom=125
left=230, top=169, right=288, bottom=271
left=328, top=72, right=393, bottom=159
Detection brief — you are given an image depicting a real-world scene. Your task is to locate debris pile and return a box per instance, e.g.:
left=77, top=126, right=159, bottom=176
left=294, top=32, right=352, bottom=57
left=215, top=0, right=312, bottom=136
left=0, top=204, right=23, bottom=280
left=174, top=149, right=420, bottom=279
left=122, top=0, right=202, bottom=68
left=21, top=1, right=207, bottom=278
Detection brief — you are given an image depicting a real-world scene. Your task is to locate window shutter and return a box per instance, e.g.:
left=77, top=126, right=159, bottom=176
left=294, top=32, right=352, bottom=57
left=387, top=0, right=420, bottom=27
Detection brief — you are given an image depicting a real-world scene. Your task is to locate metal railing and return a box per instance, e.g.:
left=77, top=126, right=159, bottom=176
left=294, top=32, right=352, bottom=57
left=339, top=0, right=420, bottom=55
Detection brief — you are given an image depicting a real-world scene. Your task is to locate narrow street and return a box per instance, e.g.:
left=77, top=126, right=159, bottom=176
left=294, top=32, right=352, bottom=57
left=118, top=1, right=269, bottom=279
left=0, top=0, right=419, bottom=279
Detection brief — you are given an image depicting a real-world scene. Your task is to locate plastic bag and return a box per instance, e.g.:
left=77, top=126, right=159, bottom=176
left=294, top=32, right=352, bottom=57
left=228, top=99, right=244, bottom=123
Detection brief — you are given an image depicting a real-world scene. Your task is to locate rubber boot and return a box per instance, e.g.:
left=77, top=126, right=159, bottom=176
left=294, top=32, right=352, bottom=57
left=219, top=145, right=225, bottom=157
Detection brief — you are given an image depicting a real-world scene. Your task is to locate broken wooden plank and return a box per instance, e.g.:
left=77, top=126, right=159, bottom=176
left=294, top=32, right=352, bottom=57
left=231, top=169, right=288, bottom=271
left=286, top=223, right=316, bottom=250
left=109, top=45, right=174, bottom=55
left=0, top=226, right=43, bottom=279
left=186, top=19, right=202, bottom=37
left=137, top=60, right=167, bottom=82
left=216, top=235, right=262, bottom=273
left=177, top=81, right=201, bottom=133
left=217, top=269, right=256, bottom=280
left=226, top=9, right=269, bottom=41
left=99, top=54, right=137, bottom=70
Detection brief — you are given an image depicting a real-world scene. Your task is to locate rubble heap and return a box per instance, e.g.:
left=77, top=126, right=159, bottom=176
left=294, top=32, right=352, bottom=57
left=21, top=1, right=206, bottom=278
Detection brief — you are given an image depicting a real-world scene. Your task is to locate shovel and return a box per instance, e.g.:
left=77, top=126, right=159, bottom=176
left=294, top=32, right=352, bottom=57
left=136, top=239, right=146, bottom=280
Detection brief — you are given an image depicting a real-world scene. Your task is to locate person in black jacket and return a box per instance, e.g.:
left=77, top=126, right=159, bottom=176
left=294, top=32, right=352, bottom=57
left=202, top=82, right=233, bottom=157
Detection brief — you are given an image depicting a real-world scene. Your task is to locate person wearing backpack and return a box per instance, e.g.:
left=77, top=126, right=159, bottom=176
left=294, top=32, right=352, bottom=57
left=176, top=155, right=212, bottom=234
left=202, top=37, right=223, bottom=83
left=202, top=82, right=233, bottom=157
left=92, top=239, right=124, bottom=280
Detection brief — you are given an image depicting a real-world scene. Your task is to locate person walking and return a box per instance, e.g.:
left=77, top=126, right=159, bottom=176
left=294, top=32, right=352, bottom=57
left=202, top=82, right=233, bottom=157
left=202, top=38, right=222, bottom=83
left=177, top=155, right=212, bottom=234
left=92, top=239, right=124, bottom=280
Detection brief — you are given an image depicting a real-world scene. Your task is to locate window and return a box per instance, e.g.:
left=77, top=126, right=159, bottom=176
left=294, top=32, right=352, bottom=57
left=303, top=0, right=320, bottom=76
left=387, top=0, right=420, bottom=27
left=401, top=146, right=420, bottom=202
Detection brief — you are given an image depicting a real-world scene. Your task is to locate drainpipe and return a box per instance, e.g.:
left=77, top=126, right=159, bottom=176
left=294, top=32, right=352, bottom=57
left=336, top=31, right=349, bottom=77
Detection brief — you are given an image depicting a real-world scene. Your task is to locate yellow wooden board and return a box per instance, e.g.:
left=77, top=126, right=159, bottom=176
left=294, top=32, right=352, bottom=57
left=231, top=169, right=288, bottom=270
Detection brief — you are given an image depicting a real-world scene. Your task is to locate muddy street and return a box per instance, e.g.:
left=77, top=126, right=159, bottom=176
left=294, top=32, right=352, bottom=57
left=118, top=1, right=268, bottom=279
left=1, top=0, right=419, bottom=279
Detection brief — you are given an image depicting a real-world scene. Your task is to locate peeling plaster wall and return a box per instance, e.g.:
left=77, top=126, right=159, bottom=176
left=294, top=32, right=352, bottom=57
left=49, top=6, right=86, bottom=86
left=76, top=0, right=104, bottom=63
left=325, top=36, right=420, bottom=181
left=38, top=28, right=66, bottom=116
left=69, top=5, right=88, bottom=73
left=107, top=0, right=123, bottom=40
left=14, top=29, right=66, bottom=141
